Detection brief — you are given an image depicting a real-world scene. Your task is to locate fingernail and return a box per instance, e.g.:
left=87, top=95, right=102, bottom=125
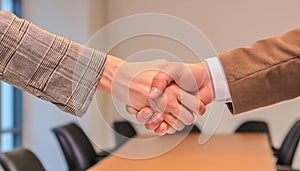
left=149, top=88, right=162, bottom=99
left=142, top=110, right=152, bottom=120
left=159, top=124, right=165, bottom=131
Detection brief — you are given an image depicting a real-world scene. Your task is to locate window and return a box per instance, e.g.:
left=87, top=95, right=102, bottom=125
left=0, top=0, right=22, bottom=152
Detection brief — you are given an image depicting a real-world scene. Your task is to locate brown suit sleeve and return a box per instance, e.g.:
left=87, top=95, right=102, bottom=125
left=0, top=11, right=107, bottom=116
left=219, top=27, right=300, bottom=114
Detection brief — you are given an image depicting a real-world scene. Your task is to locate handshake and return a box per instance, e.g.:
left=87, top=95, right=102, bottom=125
left=98, top=55, right=216, bottom=135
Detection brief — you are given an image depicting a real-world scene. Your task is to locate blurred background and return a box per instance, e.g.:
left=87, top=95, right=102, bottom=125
left=0, top=0, right=299, bottom=170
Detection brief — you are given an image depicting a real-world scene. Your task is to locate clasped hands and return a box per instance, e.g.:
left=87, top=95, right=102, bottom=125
left=98, top=55, right=214, bottom=135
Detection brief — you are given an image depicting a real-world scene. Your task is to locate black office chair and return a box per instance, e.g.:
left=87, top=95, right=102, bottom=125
left=113, top=121, right=137, bottom=148
left=235, top=120, right=273, bottom=144
left=275, top=120, right=300, bottom=171
left=235, top=121, right=270, bottom=134
left=0, top=148, right=45, bottom=171
left=177, top=125, right=201, bottom=134
left=52, top=123, right=109, bottom=171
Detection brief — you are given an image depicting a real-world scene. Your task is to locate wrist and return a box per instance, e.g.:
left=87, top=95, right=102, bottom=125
left=201, top=61, right=215, bottom=101
left=97, top=54, right=124, bottom=93
left=186, top=62, right=214, bottom=104
left=198, top=62, right=215, bottom=104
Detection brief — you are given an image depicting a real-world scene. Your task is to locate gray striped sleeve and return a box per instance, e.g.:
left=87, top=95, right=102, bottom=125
left=0, top=10, right=107, bottom=116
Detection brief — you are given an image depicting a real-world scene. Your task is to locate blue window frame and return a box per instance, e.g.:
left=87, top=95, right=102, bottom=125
left=0, top=0, right=22, bottom=152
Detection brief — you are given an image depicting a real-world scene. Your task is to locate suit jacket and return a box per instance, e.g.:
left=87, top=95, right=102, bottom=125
left=219, top=27, right=300, bottom=114
left=1, top=11, right=299, bottom=116
left=0, top=11, right=107, bottom=116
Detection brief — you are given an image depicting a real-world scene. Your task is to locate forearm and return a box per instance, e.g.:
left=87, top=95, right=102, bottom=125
left=0, top=10, right=107, bottom=116
left=218, top=27, right=300, bottom=114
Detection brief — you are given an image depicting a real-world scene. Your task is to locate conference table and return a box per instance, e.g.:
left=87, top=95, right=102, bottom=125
left=88, top=133, right=276, bottom=171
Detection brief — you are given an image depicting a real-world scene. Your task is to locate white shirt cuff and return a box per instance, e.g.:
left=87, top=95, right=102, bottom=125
left=205, top=57, right=232, bottom=103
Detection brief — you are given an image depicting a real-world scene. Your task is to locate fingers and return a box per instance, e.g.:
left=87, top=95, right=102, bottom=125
left=146, top=113, right=186, bottom=135
left=153, top=121, right=180, bottom=135
left=154, top=122, right=169, bottom=135
left=154, top=122, right=177, bottom=135
left=150, top=62, right=200, bottom=100
left=144, top=113, right=182, bottom=135
left=149, top=62, right=184, bottom=99
left=164, top=114, right=185, bottom=131
left=162, top=103, right=194, bottom=126
left=179, top=90, right=207, bottom=116
left=166, top=127, right=177, bottom=134
left=127, top=106, right=168, bottom=134
left=145, top=113, right=164, bottom=130
left=133, top=107, right=189, bottom=135
left=128, top=87, right=204, bottom=136
left=149, top=72, right=173, bottom=99
left=150, top=84, right=195, bottom=125
left=128, top=105, right=190, bottom=135
left=126, top=105, right=138, bottom=114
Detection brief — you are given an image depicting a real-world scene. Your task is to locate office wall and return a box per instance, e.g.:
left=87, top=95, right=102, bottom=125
left=21, top=0, right=300, bottom=170
left=21, top=0, right=106, bottom=170
left=103, top=0, right=300, bottom=169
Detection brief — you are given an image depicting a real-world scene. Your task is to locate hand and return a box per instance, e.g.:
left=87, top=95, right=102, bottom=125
left=97, top=55, right=195, bottom=129
left=128, top=61, right=214, bottom=135
left=97, top=55, right=167, bottom=109
left=150, top=62, right=214, bottom=106
left=127, top=82, right=199, bottom=135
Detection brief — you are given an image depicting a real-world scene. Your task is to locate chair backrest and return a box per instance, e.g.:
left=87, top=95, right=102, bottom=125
left=235, top=120, right=272, bottom=140
left=113, top=121, right=137, bottom=147
left=235, top=120, right=274, bottom=150
left=235, top=121, right=270, bottom=133
left=0, top=148, right=45, bottom=171
left=52, top=123, right=98, bottom=171
left=277, top=120, right=300, bottom=166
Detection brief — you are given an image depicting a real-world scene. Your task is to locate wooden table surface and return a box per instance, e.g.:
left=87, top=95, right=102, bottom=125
left=88, top=133, right=276, bottom=171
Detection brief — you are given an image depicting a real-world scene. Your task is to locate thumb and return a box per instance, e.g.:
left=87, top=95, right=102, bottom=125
left=149, top=71, right=173, bottom=99
left=149, top=63, right=181, bottom=99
